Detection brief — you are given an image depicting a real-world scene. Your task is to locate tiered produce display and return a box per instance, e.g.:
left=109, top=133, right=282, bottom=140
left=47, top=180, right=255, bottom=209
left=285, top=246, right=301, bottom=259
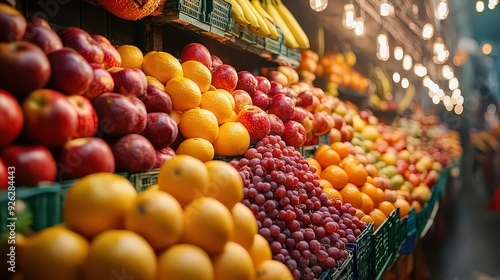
left=0, top=2, right=463, bottom=280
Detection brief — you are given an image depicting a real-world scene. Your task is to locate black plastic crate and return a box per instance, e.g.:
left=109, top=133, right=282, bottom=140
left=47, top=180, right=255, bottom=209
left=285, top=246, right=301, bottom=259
left=206, top=0, right=232, bottom=31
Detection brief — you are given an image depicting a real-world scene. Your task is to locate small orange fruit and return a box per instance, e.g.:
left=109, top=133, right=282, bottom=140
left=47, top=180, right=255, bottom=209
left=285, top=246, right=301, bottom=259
left=361, top=193, right=374, bottom=214
left=255, top=260, right=294, bottom=280
left=361, top=214, right=374, bottom=224
left=314, top=144, right=331, bottom=158
left=170, top=109, right=183, bottom=124
left=143, top=51, right=183, bottom=84
left=318, top=179, right=333, bottom=189
left=323, top=187, right=343, bottom=203
left=344, top=163, right=368, bottom=187
left=176, top=138, right=214, bottom=162
left=182, top=60, right=212, bottom=92
left=157, top=244, right=214, bottom=280
left=340, top=154, right=359, bottom=168
left=321, top=165, right=348, bottom=190
left=116, top=45, right=143, bottom=69
left=360, top=183, right=380, bottom=207
left=394, top=198, right=411, bottom=218
left=229, top=202, right=258, bottom=250
left=369, top=208, right=387, bottom=230
left=411, top=200, right=422, bottom=212
left=330, top=142, right=350, bottom=159
left=376, top=188, right=386, bottom=204
left=218, top=89, right=235, bottom=110
left=213, top=122, right=250, bottom=156
left=146, top=75, right=165, bottom=91
left=339, top=184, right=363, bottom=209
left=204, top=160, right=244, bottom=210
left=229, top=110, right=238, bottom=122
left=200, top=90, right=233, bottom=124
left=249, top=234, right=272, bottom=269
left=212, top=242, right=255, bottom=280
left=378, top=201, right=396, bottom=218
left=315, top=148, right=341, bottom=169
left=165, top=76, right=202, bottom=111
left=179, top=108, right=219, bottom=143
left=355, top=209, right=365, bottom=219
left=306, top=157, right=322, bottom=176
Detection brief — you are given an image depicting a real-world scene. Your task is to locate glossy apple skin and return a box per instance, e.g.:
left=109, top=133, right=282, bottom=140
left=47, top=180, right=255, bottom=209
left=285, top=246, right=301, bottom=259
left=141, top=112, right=178, bottom=149
left=0, top=41, right=51, bottom=98
left=211, top=64, right=238, bottom=92
left=58, top=27, right=104, bottom=64
left=267, top=70, right=288, bottom=87
left=1, top=145, right=56, bottom=186
left=68, top=95, right=98, bottom=138
left=236, top=105, right=270, bottom=144
left=47, top=47, right=93, bottom=95
left=268, top=113, right=285, bottom=137
left=268, top=81, right=284, bottom=97
left=232, top=89, right=252, bottom=114
left=108, top=67, right=147, bottom=98
left=82, top=64, right=114, bottom=101
left=0, top=90, right=23, bottom=148
left=268, top=93, right=295, bottom=123
left=283, top=120, right=307, bottom=149
left=255, top=76, right=271, bottom=94
left=297, top=90, right=314, bottom=107
left=0, top=3, right=26, bottom=42
left=93, top=93, right=147, bottom=138
left=57, top=137, right=115, bottom=180
left=251, top=90, right=269, bottom=111
left=290, top=106, right=308, bottom=123
left=211, top=55, right=223, bottom=70
left=92, top=34, right=121, bottom=68
left=236, top=71, right=258, bottom=95
left=0, top=159, right=8, bottom=189
left=23, top=17, right=62, bottom=54
left=112, top=133, right=156, bottom=174
left=153, top=147, right=176, bottom=169
left=138, top=84, right=172, bottom=114
left=22, top=89, right=79, bottom=147
left=180, top=43, right=212, bottom=70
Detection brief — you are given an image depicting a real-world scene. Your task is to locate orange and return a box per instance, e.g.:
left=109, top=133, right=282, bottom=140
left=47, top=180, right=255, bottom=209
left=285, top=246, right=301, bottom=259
left=315, top=148, right=341, bottom=169
left=361, top=214, right=374, bottom=224
left=344, top=163, right=368, bottom=187
left=339, top=184, right=363, bottom=209
left=314, top=144, right=331, bottom=158
left=143, top=51, right=183, bottom=84
left=318, top=178, right=333, bottom=189
left=176, top=138, right=215, bottom=162
left=255, top=260, right=294, bottom=280
left=323, top=187, right=343, bottom=203
left=229, top=110, right=238, bottom=122
left=369, top=209, right=387, bottom=230
left=212, top=242, right=255, bottom=280
left=182, top=197, right=234, bottom=255
left=204, top=160, right=244, bottom=210
left=158, top=155, right=209, bottom=205
left=200, top=90, right=233, bottom=124
left=378, top=201, right=396, bottom=218
left=170, top=109, right=183, bottom=124
left=394, top=199, right=411, bottom=218
left=179, top=108, right=219, bottom=143
left=18, top=226, right=89, bottom=280
left=376, top=188, right=386, bottom=205
left=306, top=157, right=322, bottom=176
left=182, top=60, right=212, bottom=92
left=355, top=209, right=365, bottom=219
left=83, top=230, right=156, bottom=280
left=165, top=76, right=202, bottom=111
left=116, top=45, right=143, bottom=69
left=330, top=142, right=350, bottom=159
left=218, top=89, right=235, bottom=110
left=229, top=202, right=258, bottom=250
left=146, top=75, right=166, bottom=91
left=411, top=200, right=422, bottom=212
left=321, top=165, right=348, bottom=190
left=63, top=173, right=137, bottom=239
left=124, top=190, right=184, bottom=251
left=157, top=244, right=214, bottom=280
left=366, top=176, right=375, bottom=185
left=361, top=193, right=374, bottom=214
left=249, top=234, right=272, bottom=269
left=213, top=122, right=250, bottom=156
left=360, top=183, right=380, bottom=207
left=340, top=154, right=359, bottom=168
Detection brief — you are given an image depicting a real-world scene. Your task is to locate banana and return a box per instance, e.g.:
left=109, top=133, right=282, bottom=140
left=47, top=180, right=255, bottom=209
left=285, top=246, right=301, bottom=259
left=244, top=0, right=271, bottom=36
left=234, top=0, right=260, bottom=32
left=225, top=0, right=251, bottom=28
left=374, top=66, right=392, bottom=100
left=262, top=0, right=299, bottom=48
left=251, top=0, right=280, bottom=39
left=274, top=0, right=309, bottom=49
left=252, top=0, right=274, bottom=23
left=399, top=83, right=415, bottom=112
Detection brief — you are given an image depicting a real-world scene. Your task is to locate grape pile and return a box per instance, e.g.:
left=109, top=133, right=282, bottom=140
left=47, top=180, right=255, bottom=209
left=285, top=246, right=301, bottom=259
left=230, top=135, right=367, bottom=280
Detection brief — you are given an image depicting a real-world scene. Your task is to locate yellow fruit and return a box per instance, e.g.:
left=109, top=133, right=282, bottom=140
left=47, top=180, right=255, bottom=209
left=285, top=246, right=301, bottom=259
left=249, top=234, right=272, bottom=269
left=182, top=60, right=212, bottom=92
left=361, top=193, right=374, bottom=215
left=170, top=109, right=183, bottom=124
left=229, top=110, right=238, bottom=121
left=256, top=260, right=294, bottom=280
left=212, top=122, right=250, bottom=156
left=200, top=90, right=233, bottom=124
left=218, top=89, right=235, bottom=110
left=63, top=173, right=137, bottom=239
left=165, top=76, right=202, bottom=111
left=182, top=197, right=234, bottom=255
left=158, top=155, right=209, bottom=205
left=124, top=190, right=184, bottom=251
left=143, top=51, right=183, bottom=84
left=19, top=226, right=89, bottom=280
left=204, top=160, right=244, bottom=209
left=157, top=244, right=214, bottom=280
left=229, top=202, right=258, bottom=250
left=212, top=242, right=255, bottom=280
left=117, top=45, right=143, bottom=69
left=83, top=230, right=156, bottom=280
left=179, top=107, right=219, bottom=143
left=146, top=75, right=166, bottom=91
left=323, top=187, right=343, bottom=203
left=176, top=138, right=215, bottom=162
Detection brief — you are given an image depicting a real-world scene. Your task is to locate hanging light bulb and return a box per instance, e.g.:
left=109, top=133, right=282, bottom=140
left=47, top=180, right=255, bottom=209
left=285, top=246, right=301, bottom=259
left=401, top=78, right=409, bottom=88
left=452, top=89, right=461, bottom=98
left=456, top=96, right=464, bottom=105
left=441, top=65, right=454, bottom=79
left=413, top=63, right=427, bottom=77
left=402, top=54, right=412, bottom=70
left=443, top=95, right=451, bottom=106
left=310, top=0, right=328, bottom=12
left=393, top=72, right=401, bottom=83
left=435, top=0, right=449, bottom=20
left=423, top=76, right=432, bottom=88
left=380, top=0, right=393, bottom=16
left=454, top=104, right=464, bottom=114
left=354, top=17, right=365, bottom=36
left=432, top=95, right=440, bottom=104
left=477, top=0, right=485, bottom=12
left=342, top=4, right=356, bottom=29
left=377, top=33, right=390, bottom=61
left=433, top=38, right=445, bottom=54
left=422, top=23, right=434, bottom=40
left=394, top=46, right=404, bottom=60
left=445, top=103, right=454, bottom=111
left=449, top=77, right=459, bottom=90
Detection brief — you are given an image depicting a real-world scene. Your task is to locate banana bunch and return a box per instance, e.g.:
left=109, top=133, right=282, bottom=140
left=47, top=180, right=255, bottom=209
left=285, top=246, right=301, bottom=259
left=399, top=83, right=415, bottom=112
left=225, top=0, right=279, bottom=39
left=262, top=0, right=309, bottom=49
left=372, top=66, right=392, bottom=101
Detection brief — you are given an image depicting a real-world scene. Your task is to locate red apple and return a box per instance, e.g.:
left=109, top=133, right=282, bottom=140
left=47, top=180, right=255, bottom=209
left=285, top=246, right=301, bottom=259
left=1, top=145, right=56, bottom=186
left=169, top=131, right=185, bottom=151
left=211, top=55, right=223, bottom=70
left=0, top=158, right=7, bottom=189
left=267, top=70, right=288, bottom=87
left=22, top=89, right=78, bottom=147
left=68, top=95, right=98, bottom=138
left=302, top=111, right=314, bottom=134
left=422, top=169, right=439, bottom=187
left=406, top=172, right=421, bottom=188
left=112, top=133, right=156, bottom=174
left=277, top=65, right=298, bottom=85
left=58, top=27, right=104, bottom=64
left=296, top=90, right=314, bottom=107
left=396, top=159, right=409, bottom=175
left=0, top=41, right=50, bottom=98
left=47, top=47, right=93, bottom=95
left=251, top=89, right=269, bottom=111
left=141, top=112, right=178, bottom=149
left=328, top=128, right=342, bottom=143
left=180, top=43, right=212, bottom=70
left=92, top=34, right=121, bottom=68
left=283, top=87, right=297, bottom=100
left=82, top=63, right=114, bottom=100
left=0, top=90, right=23, bottom=148
left=0, top=3, right=26, bottom=42
left=332, top=114, right=344, bottom=130
left=236, top=105, right=270, bottom=144
left=236, top=71, right=258, bottom=95
left=268, top=113, right=285, bottom=137
left=312, top=111, right=330, bottom=136
left=211, top=64, right=238, bottom=92
left=153, top=147, right=176, bottom=169
left=283, top=121, right=307, bottom=149
left=93, top=93, right=147, bottom=138
left=340, top=125, right=354, bottom=142
left=268, top=81, right=284, bottom=97
left=232, top=89, right=252, bottom=114
left=138, top=84, right=172, bottom=114
left=108, top=67, right=147, bottom=98
left=290, top=106, right=308, bottom=123
left=268, top=93, right=295, bottom=123
left=23, top=17, right=62, bottom=54
left=255, top=76, right=271, bottom=94
left=57, top=137, right=115, bottom=180
left=305, top=95, right=320, bottom=112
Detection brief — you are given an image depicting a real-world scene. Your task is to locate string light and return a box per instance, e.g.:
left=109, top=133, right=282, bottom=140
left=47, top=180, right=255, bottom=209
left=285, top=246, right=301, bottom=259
left=394, top=46, right=404, bottom=60
left=432, top=95, right=440, bottom=104
left=343, top=4, right=356, bottom=29
left=380, top=0, right=394, bottom=16
left=414, top=63, right=427, bottom=77
left=449, top=77, right=459, bottom=90
left=477, top=0, right=485, bottom=12
left=441, top=65, right=454, bottom=79
left=393, top=72, right=401, bottom=83
left=354, top=17, right=365, bottom=36
left=377, top=33, right=390, bottom=61
left=422, top=23, right=434, bottom=40
left=401, top=78, right=409, bottom=88
left=310, top=0, right=328, bottom=12
left=435, top=0, right=449, bottom=20
left=454, top=104, right=464, bottom=114
left=402, top=55, right=412, bottom=70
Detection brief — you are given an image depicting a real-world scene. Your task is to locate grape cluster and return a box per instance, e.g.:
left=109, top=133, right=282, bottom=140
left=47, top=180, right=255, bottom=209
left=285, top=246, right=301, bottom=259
left=230, top=135, right=367, bottom=280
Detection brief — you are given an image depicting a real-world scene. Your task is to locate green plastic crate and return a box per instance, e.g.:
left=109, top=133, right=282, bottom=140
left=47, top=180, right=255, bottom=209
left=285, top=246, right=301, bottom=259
left=264, top=28, right=283, bottom=55
left=348, top=222, right=373, bottom=280
left=128, top=169, right=160, bottom=192
left=299, top=145, right=319, bottom=159
left=434, top=166, right=451, bottom=200
left=164, top=0, right=206, bottom=22
left=371, top=208, right=398, bottom=280
left=400, top=208, right=417, bottom=254
left=396, top=213, right=407, bottom=252
left=416, top=191, right=436, bottom=237
left=206, top=0, right=232, bottom=31
left=318, top=248, right=354, bottom=280
left=241, top=28, right=257, bottom=45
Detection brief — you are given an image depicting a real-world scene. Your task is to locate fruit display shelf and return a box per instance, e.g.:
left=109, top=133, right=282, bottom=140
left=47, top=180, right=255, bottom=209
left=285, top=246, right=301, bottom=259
left=371, top=208, right=399, bottom=280
left=396, top=213, right=408, bottom=253
left=318, top=248, right=354, bottom=280
left=400, top=208, right=418, bottom=254
left=337, top=85, right=368, bottom=110
left=347, top=222, right=374, bottom=280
